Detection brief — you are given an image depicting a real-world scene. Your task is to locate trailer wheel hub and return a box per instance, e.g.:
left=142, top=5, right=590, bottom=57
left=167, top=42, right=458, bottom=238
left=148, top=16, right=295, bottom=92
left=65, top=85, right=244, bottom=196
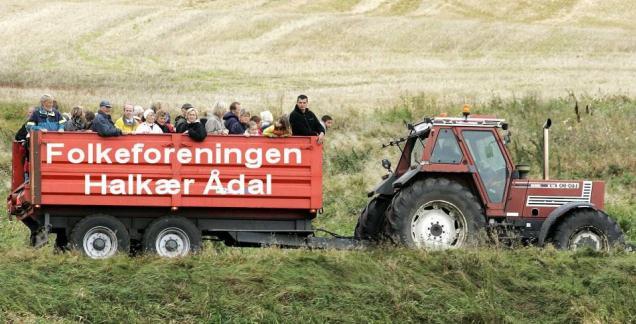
left=83, top=226, right=118, bottom=259
left=156, top=227, right=191, bottom=258
left=165, top=239, right=179, bottom=252
left=93, top=238, right=106, bottom=251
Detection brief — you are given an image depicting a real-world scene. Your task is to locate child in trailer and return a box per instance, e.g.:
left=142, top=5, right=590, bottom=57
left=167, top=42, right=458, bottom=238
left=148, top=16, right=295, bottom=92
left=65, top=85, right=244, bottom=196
left=263, top=115, right=292, bottom=138
left=243, top=121, right=261, bottom=137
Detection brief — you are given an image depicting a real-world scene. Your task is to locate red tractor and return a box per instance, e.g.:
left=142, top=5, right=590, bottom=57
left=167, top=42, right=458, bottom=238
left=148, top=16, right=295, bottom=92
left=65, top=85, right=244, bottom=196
left=355, top=107, right=625, bottom=251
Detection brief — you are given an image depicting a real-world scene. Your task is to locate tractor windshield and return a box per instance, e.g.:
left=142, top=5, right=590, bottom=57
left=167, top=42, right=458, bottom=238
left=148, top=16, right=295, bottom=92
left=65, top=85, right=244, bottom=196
left=462, top=130, right=507, bottom=203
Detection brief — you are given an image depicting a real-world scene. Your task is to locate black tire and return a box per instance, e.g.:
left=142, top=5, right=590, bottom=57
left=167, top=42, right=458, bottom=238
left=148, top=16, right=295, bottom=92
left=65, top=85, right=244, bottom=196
left=354, top=195, right=392, bottom=240
left=142, top=216, right=202, bottom=257
left=70, top=214, right=130, bottom=259
left=53, top=229, right=69, bottom=253
left=551, top=209, right=624, bottom=251
left=385, top=177, right=485, bottom=249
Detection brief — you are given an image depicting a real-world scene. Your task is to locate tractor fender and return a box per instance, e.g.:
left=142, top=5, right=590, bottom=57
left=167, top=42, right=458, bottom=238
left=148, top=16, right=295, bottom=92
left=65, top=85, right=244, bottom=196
left=368, top=173, right=398, bottom=197
left=392, top=168, right=420, bottom=189
left=537, top=202, right=601, bottom=246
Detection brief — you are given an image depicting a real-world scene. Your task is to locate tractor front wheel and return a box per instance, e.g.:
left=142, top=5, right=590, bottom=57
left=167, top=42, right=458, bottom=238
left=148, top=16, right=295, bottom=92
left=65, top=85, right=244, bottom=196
left=385, top=178, right=485, bottom=249
left=551, top=210, right=624, bottom=251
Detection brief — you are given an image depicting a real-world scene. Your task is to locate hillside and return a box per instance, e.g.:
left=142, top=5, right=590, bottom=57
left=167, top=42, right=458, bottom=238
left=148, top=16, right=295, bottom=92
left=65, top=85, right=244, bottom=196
left=1, top=0, right=635, bottom=322
left=0, top=0, right=635, bottom=108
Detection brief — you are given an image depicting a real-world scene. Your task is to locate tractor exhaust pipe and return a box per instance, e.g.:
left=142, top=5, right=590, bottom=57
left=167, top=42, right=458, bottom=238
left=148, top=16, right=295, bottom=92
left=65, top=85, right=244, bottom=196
left=543, top=118, right=552, bottom=180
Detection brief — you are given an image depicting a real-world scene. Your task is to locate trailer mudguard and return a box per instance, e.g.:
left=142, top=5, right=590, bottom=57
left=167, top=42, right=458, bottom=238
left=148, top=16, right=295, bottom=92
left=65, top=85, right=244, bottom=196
left=537, top=202, right=601, bottom=246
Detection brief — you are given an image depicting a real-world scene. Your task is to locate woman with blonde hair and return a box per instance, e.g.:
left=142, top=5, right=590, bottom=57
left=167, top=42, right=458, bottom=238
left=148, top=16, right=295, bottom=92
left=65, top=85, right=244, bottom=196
left=205, top=101, right=229, bottom=135
left=64, top=106, right=86, bottom=131
left=156, top=110, right=175, bottom=133
left=181, top=107, right=207, bottom=142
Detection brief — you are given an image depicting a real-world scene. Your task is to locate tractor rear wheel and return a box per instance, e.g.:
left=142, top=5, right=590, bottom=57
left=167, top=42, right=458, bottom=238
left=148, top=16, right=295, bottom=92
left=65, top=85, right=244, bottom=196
left=551, top=210, right=624, bottom=251
left=354, top=195, right=392, bottom=241
left=385, top=178, right=485, bottom=249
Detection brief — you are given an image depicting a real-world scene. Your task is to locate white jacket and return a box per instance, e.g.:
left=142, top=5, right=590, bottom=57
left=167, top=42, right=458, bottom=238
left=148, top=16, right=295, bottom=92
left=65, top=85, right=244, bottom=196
left=135, top=122, right=163, bottom=134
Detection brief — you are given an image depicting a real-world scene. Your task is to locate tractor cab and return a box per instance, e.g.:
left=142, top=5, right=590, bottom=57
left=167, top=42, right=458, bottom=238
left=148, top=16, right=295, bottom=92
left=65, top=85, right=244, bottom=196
left=357, top=106, right=624, bottom=251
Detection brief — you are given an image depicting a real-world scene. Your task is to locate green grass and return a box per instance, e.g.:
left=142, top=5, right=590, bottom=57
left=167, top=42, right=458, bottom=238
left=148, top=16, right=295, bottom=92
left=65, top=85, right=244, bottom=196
left=0, top=247, right=633, bottom=323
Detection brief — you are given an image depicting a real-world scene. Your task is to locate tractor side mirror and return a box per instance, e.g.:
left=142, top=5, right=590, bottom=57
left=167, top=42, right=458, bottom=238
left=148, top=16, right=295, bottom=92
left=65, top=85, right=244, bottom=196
left=382, top=159, right=392, bottom=172
left=501, top=123, right=511, bottom=145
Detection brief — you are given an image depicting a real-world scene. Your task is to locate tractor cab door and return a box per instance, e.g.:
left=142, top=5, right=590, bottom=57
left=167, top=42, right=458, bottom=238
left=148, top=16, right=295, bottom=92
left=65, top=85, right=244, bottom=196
left=459, top=129, right=513, bottom=216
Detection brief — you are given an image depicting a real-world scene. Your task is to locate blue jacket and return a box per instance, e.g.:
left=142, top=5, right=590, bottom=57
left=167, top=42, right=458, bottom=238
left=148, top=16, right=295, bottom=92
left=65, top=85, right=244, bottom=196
left=26, top=107, right=65, bottom=132
left=91, top=111, right=122, bottom=137
left=223, top=112, right=245, bottom=134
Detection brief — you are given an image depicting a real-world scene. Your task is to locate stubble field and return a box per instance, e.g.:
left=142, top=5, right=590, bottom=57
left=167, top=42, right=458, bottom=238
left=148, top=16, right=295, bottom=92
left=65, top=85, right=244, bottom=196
left=0, top=1, right=635, bottom=322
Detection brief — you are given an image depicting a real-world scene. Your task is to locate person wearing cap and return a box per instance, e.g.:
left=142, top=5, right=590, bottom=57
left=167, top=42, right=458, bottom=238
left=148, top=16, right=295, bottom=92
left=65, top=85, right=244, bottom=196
left=175, top=103, right=193, bottom=132
left=91, top=100, right=123, bottom=137
left=135, top=109, right=164, bottom=134
left=26, top=94, right=66, bottom=133
left=115, top=103, right=139, bottom=134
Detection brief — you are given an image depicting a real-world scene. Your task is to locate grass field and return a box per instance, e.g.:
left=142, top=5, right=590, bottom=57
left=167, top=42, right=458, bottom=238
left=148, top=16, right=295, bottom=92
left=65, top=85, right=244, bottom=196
left=1, top=0, right=635, bottom=322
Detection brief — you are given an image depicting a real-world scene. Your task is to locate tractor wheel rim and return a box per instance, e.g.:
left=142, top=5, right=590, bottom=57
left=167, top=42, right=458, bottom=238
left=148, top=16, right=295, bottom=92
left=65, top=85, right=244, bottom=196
left=156, top=227, right=191, bottom=258
left=411, top=200, right=467, bottom=249
left=569, top=226, right=607, bottom=251
left=83, top=226, right=118, bottom=259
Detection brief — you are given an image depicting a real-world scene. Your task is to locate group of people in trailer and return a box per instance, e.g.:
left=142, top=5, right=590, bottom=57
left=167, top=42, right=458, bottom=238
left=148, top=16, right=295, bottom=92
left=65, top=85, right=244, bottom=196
left=15, top=94, right=335, bottom=144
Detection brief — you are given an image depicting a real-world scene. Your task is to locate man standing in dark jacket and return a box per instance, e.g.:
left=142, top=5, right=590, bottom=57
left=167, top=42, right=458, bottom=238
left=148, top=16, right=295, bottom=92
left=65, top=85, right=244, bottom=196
left=91, top=100, right=123, bottom=137
left=289, top=95, right=325, bottom=144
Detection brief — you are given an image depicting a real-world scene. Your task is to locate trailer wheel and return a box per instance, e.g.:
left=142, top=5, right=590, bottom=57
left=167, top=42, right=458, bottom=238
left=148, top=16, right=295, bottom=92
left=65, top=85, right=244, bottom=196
left=143, top=217, right=201, bottom=258
left=551, top=210, right=624, bottom=251
left=70, top=215, right=130, bottom=259
left=354, top=195, right=391, bottom=240
left=386, top=178, right=485, bottom=249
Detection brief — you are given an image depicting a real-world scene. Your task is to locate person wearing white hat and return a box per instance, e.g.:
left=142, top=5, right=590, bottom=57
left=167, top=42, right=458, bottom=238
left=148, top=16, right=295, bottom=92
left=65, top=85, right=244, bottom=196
left=134, top=109, right=163, bottom=134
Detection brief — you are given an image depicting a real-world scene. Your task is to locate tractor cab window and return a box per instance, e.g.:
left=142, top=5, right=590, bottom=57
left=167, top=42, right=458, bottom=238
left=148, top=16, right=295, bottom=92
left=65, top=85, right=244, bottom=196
left=431, top=128, right=462, bottom=164
left=462, top=130, right=507, bottom=203
left=410, top=138, right=425, bottom=166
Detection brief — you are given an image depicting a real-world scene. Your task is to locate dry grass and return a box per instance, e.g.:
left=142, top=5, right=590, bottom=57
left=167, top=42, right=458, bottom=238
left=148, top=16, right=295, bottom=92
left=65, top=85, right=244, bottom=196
left=0, top=0, right=635, bottom=112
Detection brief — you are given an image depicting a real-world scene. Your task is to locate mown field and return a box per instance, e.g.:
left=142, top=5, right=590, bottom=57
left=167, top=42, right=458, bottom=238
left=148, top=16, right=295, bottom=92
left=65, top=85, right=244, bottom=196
left=1, top=0, right=635, bottom=322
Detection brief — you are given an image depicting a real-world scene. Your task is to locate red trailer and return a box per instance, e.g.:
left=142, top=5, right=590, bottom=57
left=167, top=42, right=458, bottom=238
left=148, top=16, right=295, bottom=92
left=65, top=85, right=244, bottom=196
left=7, top=132, right=337, bottom=258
